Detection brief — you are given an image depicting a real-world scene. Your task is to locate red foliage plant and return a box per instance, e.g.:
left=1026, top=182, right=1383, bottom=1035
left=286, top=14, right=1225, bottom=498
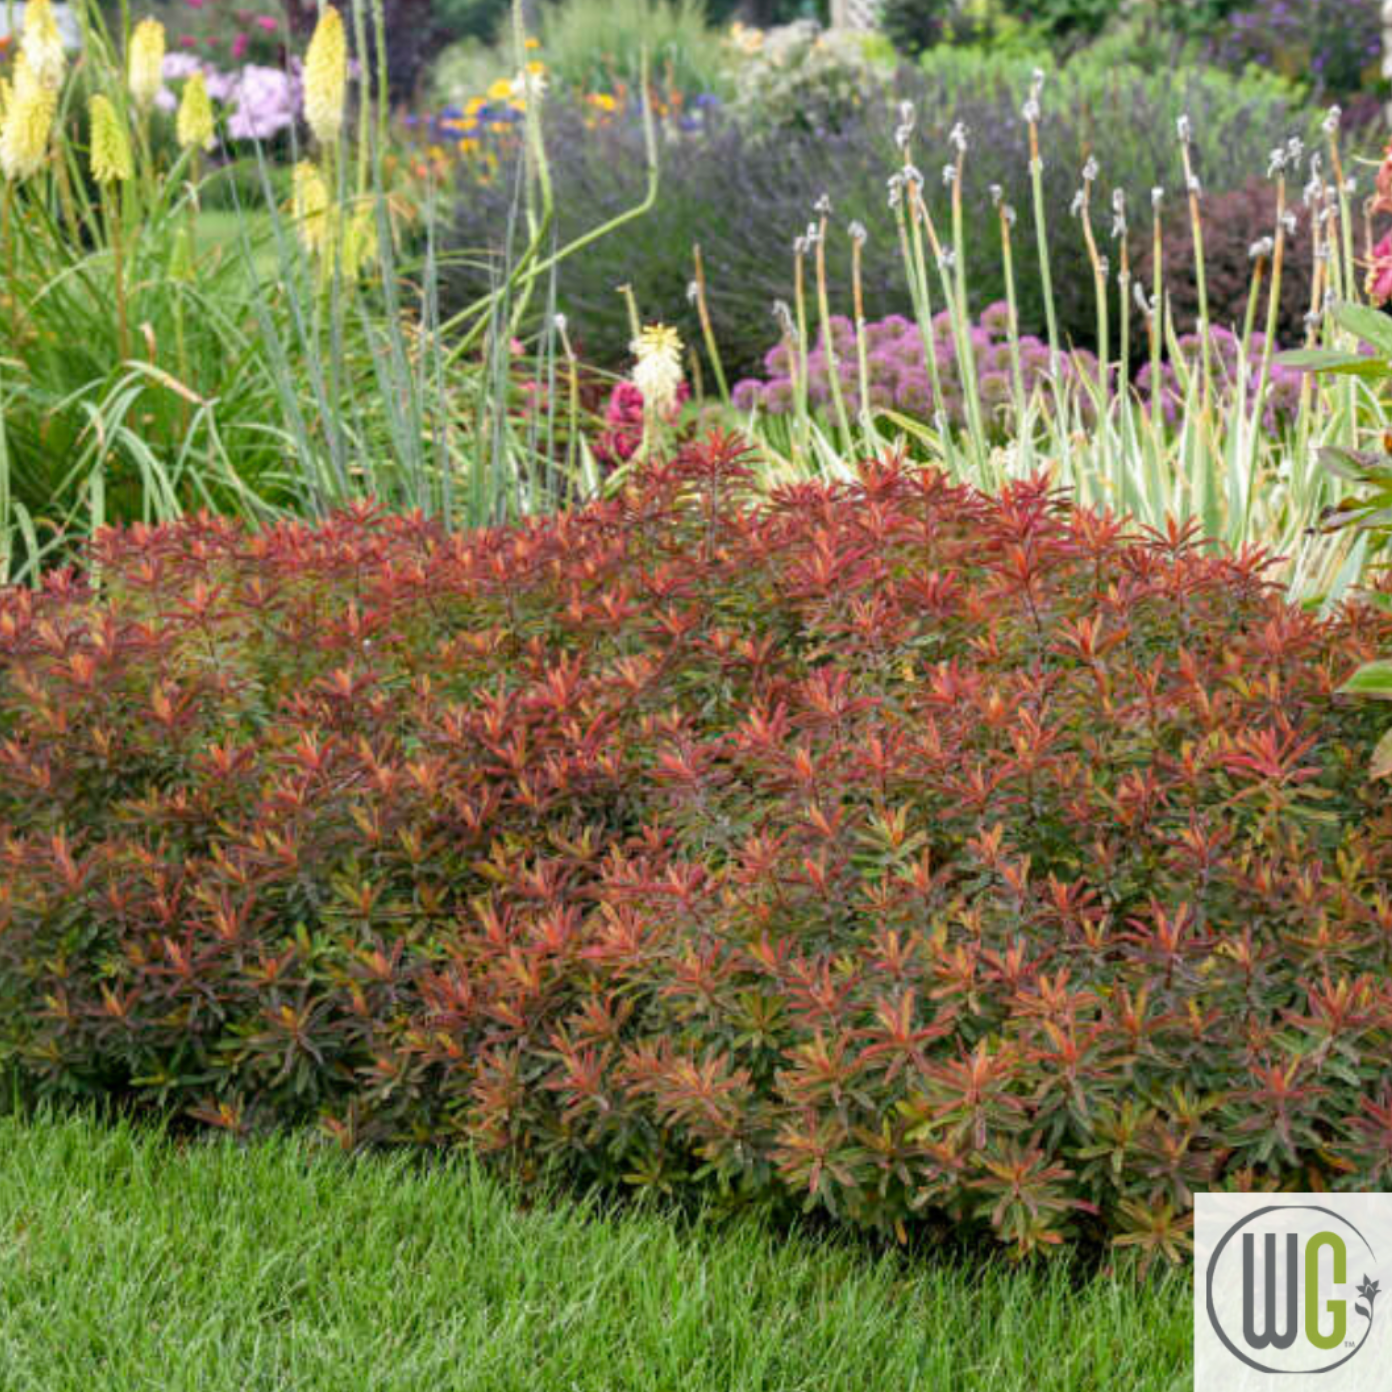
left=2, top=437, right=1391, bottom=1260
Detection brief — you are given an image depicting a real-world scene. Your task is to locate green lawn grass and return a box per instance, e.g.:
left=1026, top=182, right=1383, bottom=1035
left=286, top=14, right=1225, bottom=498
left=0, top=1112, right=1192, bottom=1391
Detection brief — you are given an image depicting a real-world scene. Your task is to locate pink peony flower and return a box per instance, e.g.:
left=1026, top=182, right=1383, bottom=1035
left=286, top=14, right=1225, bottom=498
left=255, top=15, right=277, bottom=31
left=231, top=33, right=249, bottom=60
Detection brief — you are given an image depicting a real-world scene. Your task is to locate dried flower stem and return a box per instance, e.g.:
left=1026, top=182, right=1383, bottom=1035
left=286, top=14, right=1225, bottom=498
left=1026, top=104, right=1061, bottom=381
left=997, top=204, right=1027, bottom=420
left=690, top=245, right=729, bottom=407
left=894, top=189, right=946, bottom=435
left=851, top=232, right=872, bottom=435
left=791, top=242, right=811, bottom=458
left=1150, top=202, right=1163, bottom=426
left=1178, top=130, right=1211, bottom=415
left=1077, top=171, right=1110, bottom=477
left=1245, top=169, right=1288, bottom=540
left=814, top=215, right=853, bottom=450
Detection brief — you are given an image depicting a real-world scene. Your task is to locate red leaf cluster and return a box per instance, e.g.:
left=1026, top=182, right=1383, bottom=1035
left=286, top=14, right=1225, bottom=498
left=3, top=437, right=1391, bottom=1258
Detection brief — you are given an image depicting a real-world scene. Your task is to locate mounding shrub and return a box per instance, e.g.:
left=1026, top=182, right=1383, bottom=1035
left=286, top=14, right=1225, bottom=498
left=2, top=440, right=1391, bottom=1258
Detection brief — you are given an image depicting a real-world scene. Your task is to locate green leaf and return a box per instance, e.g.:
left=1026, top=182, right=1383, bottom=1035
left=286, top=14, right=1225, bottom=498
left=1330, top=301, right=1392, bottom=356
left=1275, top=350, right=1390, bottom=380
left=1371, top=727, right=1392, bottom=781
left=1340, top=661, right=1392, bottom=699
left=1318, top=447, right=1392, bottom=483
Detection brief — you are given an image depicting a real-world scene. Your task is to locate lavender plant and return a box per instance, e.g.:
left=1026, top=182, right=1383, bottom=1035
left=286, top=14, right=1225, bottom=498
left=444, top=51, right=1326, bottom=378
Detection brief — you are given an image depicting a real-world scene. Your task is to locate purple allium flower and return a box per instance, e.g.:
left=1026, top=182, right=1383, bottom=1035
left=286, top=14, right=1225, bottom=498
left=866, top=349, right=899, bottom=385
left=978, top=371, right=1012, bottom=408
left=893, top=372, right=934, bottom=416
left=731, top=379, right=765, bottom=411
left=980, top=299, right=1012, bottom=334
left=763, top=342, right=792, bottom=376
left=763, top=377, right=795, bottom=414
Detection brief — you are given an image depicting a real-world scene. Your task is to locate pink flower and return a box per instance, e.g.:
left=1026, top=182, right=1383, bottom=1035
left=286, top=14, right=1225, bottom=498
left=1367, top=232, right=1392, bottom=307
left=606, top=381, right=646, bottom=425
left=231, top=32, right=249, bottom=60
left=179, top=34, right=198, bottom=47
left=254, top=15, right=277, bottom=31
left=184, top=0, right=206, bottom=8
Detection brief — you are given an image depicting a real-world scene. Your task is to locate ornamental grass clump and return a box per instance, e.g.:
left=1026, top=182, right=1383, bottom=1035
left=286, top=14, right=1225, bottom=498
left=729, top=85, right=1374, bottom=606
left=0, top=0, right=661, bottom=586
left=3, top=441, right=1392, bottom=1260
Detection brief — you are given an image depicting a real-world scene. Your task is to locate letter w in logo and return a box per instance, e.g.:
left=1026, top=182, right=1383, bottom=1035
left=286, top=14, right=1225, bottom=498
left=1243, top=1233, right=1300, bottom=1350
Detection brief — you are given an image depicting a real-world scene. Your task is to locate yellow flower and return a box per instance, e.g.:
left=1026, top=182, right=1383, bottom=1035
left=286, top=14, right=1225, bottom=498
left=465, top=95, right=485, bottom=114
left=88, top=95, right=134, bottom=184
left=20, top=0, right=65, bottom=92
left=128, top=18, right=166, bottom=112
left=486, top=77, right=514, bottom=102
left=343, top=199, right=378, bottom=279
left=176, top=70, right=215, bottom=152
left=631, top=323, right=684, bottom=415
left=292, top=160, right=332, bottom=255
left=524, top=37, right=539, bottom=50
left=303, top=6, right=347, bottom=147
left=0, top=55, right=56, bottom=181
left=0, top=77, right=12, bottom=127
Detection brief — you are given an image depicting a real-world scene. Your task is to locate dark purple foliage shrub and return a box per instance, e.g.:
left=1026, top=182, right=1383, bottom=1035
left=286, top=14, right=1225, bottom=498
left=1131, top=177, right=1317, bottom=348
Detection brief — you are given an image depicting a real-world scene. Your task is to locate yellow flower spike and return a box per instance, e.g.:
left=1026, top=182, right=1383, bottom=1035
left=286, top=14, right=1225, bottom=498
left=631, top=323, right=684, bottom=415
left=0, top=77, right=12, bottom=127
left=0, top=57, right=57, bottom=181
left=303, top=6, right=347, bottom=148
left=176, top=70, right=215, bottom=152
left=20, top=0, right=65, bottom=93
left=343, top=199, right=378, bottom=280
left=292, top=159, right=331, bottom=256
left=89, top=95, right=134, bottom=184
left=128, top=18, right=166, bottom=112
